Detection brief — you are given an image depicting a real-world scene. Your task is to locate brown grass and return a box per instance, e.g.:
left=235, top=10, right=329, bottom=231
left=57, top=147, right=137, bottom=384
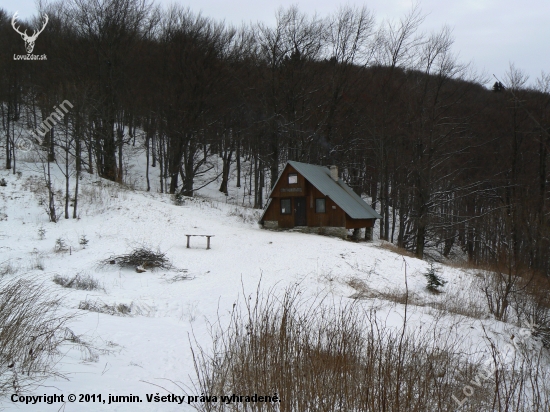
left=53, top=273, right=104, bottom=291
left=188, top=284, right=550, bottom=411
left=378, top=242, right=418, bottom=259
left=347, top=276, right=488, bottom=320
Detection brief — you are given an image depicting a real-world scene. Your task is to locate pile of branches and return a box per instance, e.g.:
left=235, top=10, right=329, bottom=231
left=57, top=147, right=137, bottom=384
left=100, top=247, right=173, bottom=270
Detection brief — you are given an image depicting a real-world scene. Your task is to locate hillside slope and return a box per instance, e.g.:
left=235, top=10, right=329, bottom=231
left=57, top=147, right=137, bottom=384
left=0, top=161, right=545, bottom=411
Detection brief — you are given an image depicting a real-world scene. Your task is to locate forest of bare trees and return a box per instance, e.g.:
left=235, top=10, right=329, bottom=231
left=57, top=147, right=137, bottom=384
left=1, top=0, right=549, bottom=277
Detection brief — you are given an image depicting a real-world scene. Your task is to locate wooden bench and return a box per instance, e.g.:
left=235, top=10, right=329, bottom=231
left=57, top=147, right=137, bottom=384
left=185, top=235, right=214, bottom=250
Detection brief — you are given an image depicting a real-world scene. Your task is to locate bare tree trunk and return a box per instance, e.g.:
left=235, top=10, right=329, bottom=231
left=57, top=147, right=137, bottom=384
left=236, top=138, right=241, bottom=188
left=391, top=190, right=397, bottom=243
left=379, top=178, right=385, bottom=240
left=73, top=164, right=79, bottom=219
left=87, top=137, right=93, bottom=174
left=158, top=133, right=164, bottom=193
left=10, top=118, right=16, bottom=174
left=75, top=131, right=81, bottom=173
left=117, top=124, right=124, bottom=182
left=47, top=159, right=57, bottom=223
left=48, top=126, right=55, bottom=162
left=65, top=147, right=70, bottom=219
left=219, top=135, right=234, bottom=195
left=253, top=155, right=259, bottom=208
left=259, top=161, right=264, bottom=209
left=416, top=223, right=426, bottom=259
left=383, top=166, right=390, bottom=240
left=5, top=104, right=11, bottom=170
left=168, top=134, right=181, bottom=194
left=145, top=129, right=151, bottom=192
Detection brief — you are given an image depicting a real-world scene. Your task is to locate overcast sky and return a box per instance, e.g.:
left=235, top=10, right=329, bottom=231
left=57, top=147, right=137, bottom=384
left=4, top=0, right=549, bottom=87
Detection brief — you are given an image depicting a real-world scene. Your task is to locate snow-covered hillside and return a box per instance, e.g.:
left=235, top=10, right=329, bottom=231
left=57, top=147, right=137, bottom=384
left=0, top=152, right=547, bottom=411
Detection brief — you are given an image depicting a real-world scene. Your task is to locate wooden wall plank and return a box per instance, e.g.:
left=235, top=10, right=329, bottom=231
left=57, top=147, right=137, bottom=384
left=262, top=163, right=376, bottom=231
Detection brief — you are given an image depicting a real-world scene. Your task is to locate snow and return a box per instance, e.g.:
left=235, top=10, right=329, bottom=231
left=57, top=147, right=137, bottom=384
left=0, top=147, right=545, bottom=411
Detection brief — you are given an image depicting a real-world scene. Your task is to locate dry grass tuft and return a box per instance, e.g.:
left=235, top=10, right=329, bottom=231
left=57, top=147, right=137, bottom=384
left=78, top=299, right=132, bottom=316
left=53, top=273, right=104, bottom=291
left=227, top=207, right=261, bottom=224
left=0, top=278, right=75, bottom=397
left=0, top=260, right=20, bottom=276
left=78, top=299, right=151, bottom=317
left=347, top=277, right=414, bottom=304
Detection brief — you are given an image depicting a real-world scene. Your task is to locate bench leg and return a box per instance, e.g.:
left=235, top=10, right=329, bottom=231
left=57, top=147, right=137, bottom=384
left=206, top=236, right=211, bottom=250
left=186, top=236, right=190, bottom=249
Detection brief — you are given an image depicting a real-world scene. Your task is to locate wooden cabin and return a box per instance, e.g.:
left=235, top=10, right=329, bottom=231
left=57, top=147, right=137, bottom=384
left=260, top=161, right=381, bottom=238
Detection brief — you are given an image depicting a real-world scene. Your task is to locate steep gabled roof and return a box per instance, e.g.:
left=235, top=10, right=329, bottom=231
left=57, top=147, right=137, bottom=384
left=262, top=161, right=381, bottom=220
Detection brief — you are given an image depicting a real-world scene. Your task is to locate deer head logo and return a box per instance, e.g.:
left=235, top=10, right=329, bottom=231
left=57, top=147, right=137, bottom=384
left=11, top=12, right=49, bottom=54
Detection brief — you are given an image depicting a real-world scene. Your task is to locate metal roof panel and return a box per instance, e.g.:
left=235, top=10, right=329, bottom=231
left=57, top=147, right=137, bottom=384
left=287, top=161, right=381, bottom=220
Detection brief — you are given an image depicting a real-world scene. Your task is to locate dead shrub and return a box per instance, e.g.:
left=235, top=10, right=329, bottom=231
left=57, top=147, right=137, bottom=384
left=509, top=274, right=550, bottom=347
left=0, top=278, right=75, bottom=397
left=478, top=264, right=549, bottom=324
left=0, top=260, right=20, bottom=276
left=27, top=256, right=45, bottom=271
left=449, top=260, right=550, bottom=330
left=27, top=249, right=46, bottom=271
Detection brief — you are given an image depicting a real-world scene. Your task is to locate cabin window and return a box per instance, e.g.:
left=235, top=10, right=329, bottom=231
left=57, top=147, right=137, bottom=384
left=281, top=198, right=292, bottom=214
left=288, top=173, right=298, bottom=184
left=315, top=198, right=326, bottom=213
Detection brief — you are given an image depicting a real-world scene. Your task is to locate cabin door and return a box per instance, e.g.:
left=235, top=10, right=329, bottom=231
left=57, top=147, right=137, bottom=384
left=294, top=197, right=307, bottom=226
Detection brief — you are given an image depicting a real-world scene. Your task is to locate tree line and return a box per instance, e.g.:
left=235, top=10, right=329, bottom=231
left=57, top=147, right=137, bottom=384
left=0, top=0, right=549, bottom=277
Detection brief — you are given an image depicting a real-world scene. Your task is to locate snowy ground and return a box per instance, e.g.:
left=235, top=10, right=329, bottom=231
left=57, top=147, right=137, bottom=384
left=0, top=147, right=545, bottom=411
